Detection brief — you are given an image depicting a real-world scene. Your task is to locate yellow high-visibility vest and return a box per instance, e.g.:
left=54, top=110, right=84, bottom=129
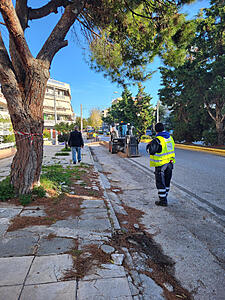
left=150, top=135, right=175, bottom=167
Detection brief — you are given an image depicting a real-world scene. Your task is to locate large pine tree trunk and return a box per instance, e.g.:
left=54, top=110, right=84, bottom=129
left=0, top=0, right=81, bottom=193
left=2, top=67, right=49, bottom=194
left=11, top=119, right=44, bottom=194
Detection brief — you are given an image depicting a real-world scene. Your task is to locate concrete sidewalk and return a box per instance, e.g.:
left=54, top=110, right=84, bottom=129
left=0, top=145, right=133, bottom=300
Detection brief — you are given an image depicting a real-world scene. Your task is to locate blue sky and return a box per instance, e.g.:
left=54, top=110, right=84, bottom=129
left=1, top=0, right=210, bottom=118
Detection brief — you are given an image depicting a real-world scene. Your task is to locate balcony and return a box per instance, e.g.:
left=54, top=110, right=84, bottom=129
left=44, top=119, right=74, bottom=127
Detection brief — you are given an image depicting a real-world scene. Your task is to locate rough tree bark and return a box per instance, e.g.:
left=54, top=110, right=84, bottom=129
left=0, top=0, right=84, bottom=194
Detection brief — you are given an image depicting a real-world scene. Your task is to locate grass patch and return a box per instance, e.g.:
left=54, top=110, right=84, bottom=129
left=61, top=147, right=71, bottom=152
left=19, top=194, right=32, bottom=206
left=32, top=185, right=46, bottom=198
left=40, top=164, right=86, bottom=194
left=55, top=152, right=70, bottom=156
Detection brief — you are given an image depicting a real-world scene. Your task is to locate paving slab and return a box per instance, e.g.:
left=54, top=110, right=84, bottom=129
left=77, top=277, right=132, bottom=300
left=78, top=218, right=111, bottom=232
left=0, top=285, right=22, bottom=300
left=82, top=264, right=126, bottom=281
left=48, top=227, right=78, bottom=239
left=51, top=218, right=79, bottom=229
left=139, top=274, right=165, bottom=300
left=80, top=208, right=108, bottom=215
left=0, top=230, right=39, bottom=257
left=81, top=199, right=105, bottom=209
left=21, top=281, right=76, bottom=300
left=0, top=256, right=33, bottom=286
left=37, top=237, right=75, bottom=255
left=0, top=218, right=10, bottom=236
left=80, top=210, right=108, bottom=220
left=0, top=208, right=22, bottom=218
left=25, top=254, right=73, bottom=285
left=20, top=209, right=47, bottom=217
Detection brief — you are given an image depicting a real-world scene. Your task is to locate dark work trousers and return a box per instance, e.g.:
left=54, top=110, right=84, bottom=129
left=154, top=162, right=173, bottom=202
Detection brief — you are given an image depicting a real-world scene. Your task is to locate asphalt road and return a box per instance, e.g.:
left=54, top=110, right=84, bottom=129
left=138, top=142, right=225, bottom=218
left=98, top=135, right=225, bottom=223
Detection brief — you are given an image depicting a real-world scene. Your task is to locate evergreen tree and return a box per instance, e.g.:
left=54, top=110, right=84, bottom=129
left=103, top=84, right=153, bottom=138
left=134, top=83, right=154, bottom=138
left=159, top=0, right=225, bottom=144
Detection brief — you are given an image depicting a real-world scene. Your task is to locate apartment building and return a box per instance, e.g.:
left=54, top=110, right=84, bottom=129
left=0, top=79, right=75, bottom=137
left=44, top=78, right=75, bottom=129
left=0, top=90, right=11, bottom=139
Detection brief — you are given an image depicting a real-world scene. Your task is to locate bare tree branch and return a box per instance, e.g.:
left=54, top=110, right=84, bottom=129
left=0, top=0, right=33, bottom=69
left=15, top=0, right=28, bottom=29
left=0, top=22, right=6, bottom=26
left=28, top=0, right=72, bottom=20
left=37, top=1, right=86, bottom=64
left=0, top=31, right=15, bottom=82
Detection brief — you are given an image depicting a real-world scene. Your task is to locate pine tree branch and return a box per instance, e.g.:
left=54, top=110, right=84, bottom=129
left=77, top=17, right=101, bottom=38
left=37, top=1, right=86, bottom=64
left=0, top=31, right=15, bottom=83
left=0, top=31, right=23, bottom=111
left=28, top=0, right=72, bottom=20
left=0, top=0, right=33, bottom=69
left=15, top=0, right=29, bottom=29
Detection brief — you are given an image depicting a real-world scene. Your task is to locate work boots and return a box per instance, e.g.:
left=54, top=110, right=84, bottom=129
left=155, top=199, right=168, bottom=207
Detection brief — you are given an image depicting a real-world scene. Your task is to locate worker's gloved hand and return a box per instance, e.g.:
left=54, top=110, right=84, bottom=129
left=146, top=143, right=150, bottom=153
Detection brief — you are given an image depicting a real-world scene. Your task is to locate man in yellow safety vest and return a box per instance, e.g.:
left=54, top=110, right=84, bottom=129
left=146, top=123, right=175, bottom=206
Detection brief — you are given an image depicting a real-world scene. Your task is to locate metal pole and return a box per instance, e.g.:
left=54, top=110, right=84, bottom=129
left=156, top=101, right=160, bottom=123
left=54, top=86, right=58, bottom=145
left=80, top=104, right=83, bottom=133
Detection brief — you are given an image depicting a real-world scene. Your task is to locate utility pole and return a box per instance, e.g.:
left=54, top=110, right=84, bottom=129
left=54, top=86, right=58, bottom=145
left=156, top=100, right=160, bottom=123
left=80, top=104, right=83, bottom=133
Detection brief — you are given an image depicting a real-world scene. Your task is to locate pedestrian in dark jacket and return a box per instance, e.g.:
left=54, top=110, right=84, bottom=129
left=68, top=126, right=84, bottom=164
left=146, top=123, right=175, bottom=206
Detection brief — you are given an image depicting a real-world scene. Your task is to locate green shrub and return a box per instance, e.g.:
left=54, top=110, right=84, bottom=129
left=19, top=194, right=32, bottom=206
left=32, top=186, right=46, bottom=198
left=61, top=147, right=71, bottom=152
left=43, top=129, right=51, bottom=139
left=3, top=134, right=15, bottom=143
left=0, top=177, right=15, bottom=201
left=202, top=129, right=217, bottom=146
left=55, top=152, right=70, bottom=156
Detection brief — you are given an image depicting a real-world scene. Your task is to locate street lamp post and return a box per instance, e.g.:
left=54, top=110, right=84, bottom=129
left=156, top=100, right=160, bottom=123
left=54, top=86, right=58, bottom=145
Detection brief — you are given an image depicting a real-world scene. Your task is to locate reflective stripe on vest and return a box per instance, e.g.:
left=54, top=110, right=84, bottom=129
left=150, top=135, right=175, bottom=167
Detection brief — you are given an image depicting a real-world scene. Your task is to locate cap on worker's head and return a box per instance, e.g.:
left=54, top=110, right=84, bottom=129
left=74, top=125, right=79, bottom=130
left=155, top=123, right=164, bottom=132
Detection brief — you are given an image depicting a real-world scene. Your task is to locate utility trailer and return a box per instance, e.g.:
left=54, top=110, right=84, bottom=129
left=109, top=123, right=139, bottom=157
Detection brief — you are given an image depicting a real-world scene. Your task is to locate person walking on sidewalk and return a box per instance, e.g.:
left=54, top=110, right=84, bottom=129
left=68, top=125, right=84, bottom=164
left=146, top=122, right=175, bottom=206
